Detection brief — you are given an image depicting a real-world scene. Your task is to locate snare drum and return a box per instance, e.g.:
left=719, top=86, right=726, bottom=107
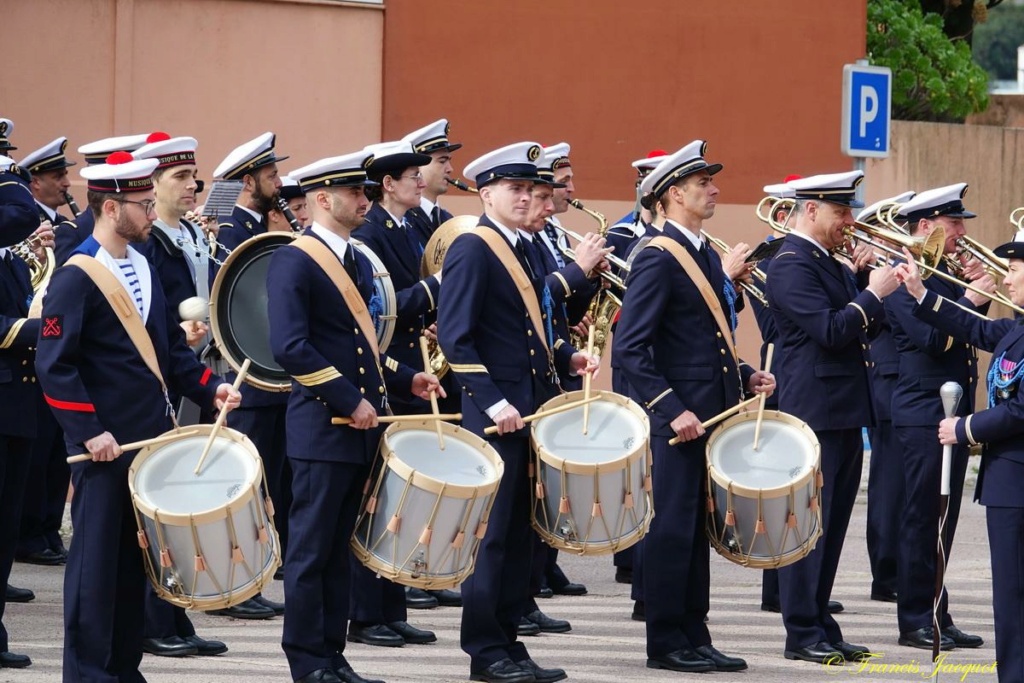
left=351, top=421, right=503, bottom=590
left=530, top=390, right=652, bottom=555
left=128, top=425, right=281, bottom=610
left=705, top=410, right=822, bottom=569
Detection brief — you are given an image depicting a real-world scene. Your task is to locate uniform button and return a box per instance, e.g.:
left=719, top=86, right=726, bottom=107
left=409, top=343, right=415, bottom=349
left=409, top=327, right=415, bottom=333
left=542, top=314, right=547, bottom=320
left=357, top=348, right=364, bottom=355
left=530, top=350, right=535, bottom=356
left=865, top=361, right=870, bottom=367
left=379, top=386, right=385, bottom=394
left=359, top=368, right=365, bottom=375
left=527, top=330, right=533, bottom=336
left=22, top=377, right=27, bottom=383
left=716, top=332, right=723, bottom=338
left=532, top=369, right=537, bottom=375
left=861, top=344, right=867, bottom=350
left=21, top=360, right=27, bottom=366
left=354, top=328, right=360, bottom=335
left=360, top=388, right=366, bottom=394
left=871, top=362, right=875, bottom=368
left=720, top=349, right=726, bottom=356
left=30, top=377, right=36, bottom=383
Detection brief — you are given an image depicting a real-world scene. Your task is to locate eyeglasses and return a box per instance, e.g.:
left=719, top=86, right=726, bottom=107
left=118, top=199, right=157, bottom=214
left=397, top=173, right=424, bottom=182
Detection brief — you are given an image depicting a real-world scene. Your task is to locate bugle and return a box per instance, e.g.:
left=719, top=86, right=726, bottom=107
left=700, top=230, right=769, bottom=306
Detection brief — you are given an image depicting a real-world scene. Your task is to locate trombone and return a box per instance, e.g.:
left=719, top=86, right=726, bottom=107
left=700, top=230, right=769, bottom=306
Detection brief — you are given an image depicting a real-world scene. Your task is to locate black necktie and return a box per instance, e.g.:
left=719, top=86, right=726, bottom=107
left=431, top=206, right=442, bottom=230
left=343, top=246, right=358, bottom=284
left=515, top=240, right=535, bottom=279
left=697, top=241, right=712, bottom=277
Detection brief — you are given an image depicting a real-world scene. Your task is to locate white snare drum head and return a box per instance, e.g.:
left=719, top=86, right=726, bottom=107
left=709, top=418, right=816, bottom=489
left=534, top=400, right=645, bottom=464
left=388, top=430, right=499, bottom=485
left=134, top=436, right=258, bottom=514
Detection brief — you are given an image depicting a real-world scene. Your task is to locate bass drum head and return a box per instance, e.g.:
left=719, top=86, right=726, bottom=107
left=420, top=215, right=478, bottom=278
left=210, top=233, right=294, bottom=391
left=707, top=411, right=819, bottom=492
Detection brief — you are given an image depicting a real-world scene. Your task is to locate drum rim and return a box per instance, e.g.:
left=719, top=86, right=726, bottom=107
left=705, top=410, right=821, bottom=499
left=531, top=390, right=650, bottom=475
left=209, top=232, right=295, bottom=392
left=349, top=539, right=475, bottom=591
left=380, top=421, right=504, bottom=498
left=128, top=425, right=265, bottom=523
left=350, top=238, right=397, bottom=353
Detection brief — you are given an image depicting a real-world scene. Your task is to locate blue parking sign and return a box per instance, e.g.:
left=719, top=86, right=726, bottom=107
left=841, top=63, right=892, bottom=158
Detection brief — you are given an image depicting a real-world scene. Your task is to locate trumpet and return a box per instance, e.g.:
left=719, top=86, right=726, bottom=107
left=1011, top=207, right=1024, bottom=232
left=700, top=231, right=769, bottom=306
left=552, top=224, right=628, bottom=289
left=755, top=196, right=794, bottom=225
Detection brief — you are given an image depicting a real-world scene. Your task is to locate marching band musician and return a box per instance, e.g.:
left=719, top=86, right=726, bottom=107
left=54, top=134, right=151, bottom=266
left=209, top=132, right=291, bottom=620
left=604, top=150, right=666, bottom=284
left=614, top=140, right=773, bottom=674
left=765, top=170, right=898, bottom=665
left=400, top=119, right=461, bottom=247
left=0, top=152, right=42, bottom=670
left=438, top=141, right=599, bottom=683
left=860, top=192, right=915, bottom=608
left=34, top=152, right=240, bottom=683
left=885, top=184, right=988, bottom=651
left=346, top=140, right=445, bottom=640
left=896, top=227, right=1024, bottom=683
left=268, top=151, right=444, bottom=683
left=0, top=119, right=43, bottom=247
left=133, top=133, right=229, bottom=658
left=268, top=177, right=310, bottom=232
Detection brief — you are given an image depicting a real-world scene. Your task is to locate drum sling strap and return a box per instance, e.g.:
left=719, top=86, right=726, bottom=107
left=473, top=229, right=553, bottom=366
left=291, top=235, right=381, bottom=363
left=65, top=254, right=177, bottom=424
left=647, top=236, right=738, bottom=365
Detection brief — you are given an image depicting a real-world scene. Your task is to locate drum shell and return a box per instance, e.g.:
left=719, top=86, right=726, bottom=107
left=351, top=421, right=504, bottom=590
left=351, top=238, right=397, bottom=354
left=128, top=425, right=281, bottom=610
left=705, top=410, right=822, bottom=569
left=530, top=390, right=653, bottom=555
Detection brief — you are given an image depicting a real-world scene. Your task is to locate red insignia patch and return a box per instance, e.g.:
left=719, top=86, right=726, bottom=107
left=42, top=315, right=63, bottom=339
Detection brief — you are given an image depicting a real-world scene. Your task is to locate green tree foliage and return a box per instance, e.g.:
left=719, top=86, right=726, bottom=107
left=920, top=0, right=1004, bottom=46
left=868, top=0, right=991, bottom=121
left=973, top=4, right=1024, bottom=80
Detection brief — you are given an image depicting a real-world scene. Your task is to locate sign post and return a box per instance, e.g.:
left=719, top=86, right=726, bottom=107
left=842, top=60, right=892, bottom=203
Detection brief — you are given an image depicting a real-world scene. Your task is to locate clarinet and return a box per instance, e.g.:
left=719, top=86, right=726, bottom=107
left=278, top=197, right=302, bottom=232
left=63, top=191, right=81, bottom=218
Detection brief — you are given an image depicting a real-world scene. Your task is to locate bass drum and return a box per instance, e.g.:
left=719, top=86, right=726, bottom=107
left=351, top=239, right=397, bottom=354
left=209, top=233, right=295, bottom=392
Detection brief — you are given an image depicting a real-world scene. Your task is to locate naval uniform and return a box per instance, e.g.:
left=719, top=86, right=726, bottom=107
left=765, top=232, right=882, bottom=652
left=404, top=196, right=452, bottom=249
left=0, top=250, right=40, bottom=660
left=54, top=209, right=94, bottom=267
left=0, top=168, right=40, bottom=246
left=268, top=226, right=416, bottom=681
left=36, top=236, right=223, bottom=683
left=438, top=215, right=577, bottom=673
left=914, top=288, right=1024, bottom=683
left=614, top=220, right=753, bottom=658
left=886, top=264, right=983, bottom=634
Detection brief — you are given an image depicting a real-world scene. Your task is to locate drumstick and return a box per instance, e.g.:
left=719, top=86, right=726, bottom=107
left=668, top=395, right=762, bottom=446
left=752, top=343, right=775, bottom=451
left=582, top=324, right=596, bottom=436
left=193, top=358, right=250, bottom=475
left=483, top=396, right=601, bottom=436
left=419, top=336, right=446, bottom=450
left=331, top=413, right=462, bottom=426
left=66, top=427, right=206, bottom=463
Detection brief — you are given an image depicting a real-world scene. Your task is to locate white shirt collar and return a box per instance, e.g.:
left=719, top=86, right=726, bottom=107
left=236, top=204, right=262, bottom=223
left=381, top=206, right=406, bottom=226
left=486, top=215, right=520, bottom=246
left=518, top=229, right=536, bottom=243
left=419, top=196, right=437, bottom=215
left=36, top=200, right=57, bottom=222
left=788, top=230, right=830, bottom=254
left=310, top=221, right=351, bottom=262
left=664, top=218, right=704, bottom=250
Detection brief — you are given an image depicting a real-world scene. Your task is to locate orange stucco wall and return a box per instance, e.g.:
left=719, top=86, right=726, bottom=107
left=383, top=0, right=868, bottom=203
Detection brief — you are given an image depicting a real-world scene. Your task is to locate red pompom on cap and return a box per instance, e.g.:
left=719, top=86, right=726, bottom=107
left=106, top=151, right=135, bottom=165
left=648, top=149, right=667, bottom=158
left=784, top=174, right=803, bottom=183
left=146, top=131, right=170, bottom=143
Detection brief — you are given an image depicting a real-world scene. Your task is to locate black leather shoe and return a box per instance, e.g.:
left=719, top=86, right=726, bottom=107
left=784, top=641, right=845, bottom=664
left=551, top=582, right=587, bottom=596
left=898, top=627, right=954, bottom=651
left=828, top=600, right=844, bottom=614
left=404, top=586, right=439, bottom=610
left=614, top=567, right=632, bottom=584
left=631, top=600, right=645, bottom=622
left=534, top=586, right=553, bottom=599
left=183, top=634, right=228, bottom=656
left=347, top=623, right=404, bottom=648
left=870, top=588, right=897, bottom=602
left=516, top=617, right=541, bottom=636
left=943, top=625, right=983, bottom=648
left=252, top=593, right=285, bottom=615
left=760, top=602, right=781, bottom=613
left=5, top=585, right=34, bottom=603
left=16, top=548, right=63, bottom=566
left=695, top=644, right=747, bottom=671
left=0, top=651, right=31, bottom=668
left=428, top=588, right=461, bottom=607
left=470, top=658, right=535, bottom=682
left=647, top=648, right=715, bottom=673
left=516, top=658, right=566, bottom=682
left=211, top=598, right=275, bottom=620
left=295, top=669, right=342, bottom=683
left=335, top=665, right=385, bottom=683
left=387, top=620, right=436, bottom=644
left=526, top=609, right=571, bottom=633
left=833, top=641, right=872, bottom=662
left=142, top=636, right=198, bottom=657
